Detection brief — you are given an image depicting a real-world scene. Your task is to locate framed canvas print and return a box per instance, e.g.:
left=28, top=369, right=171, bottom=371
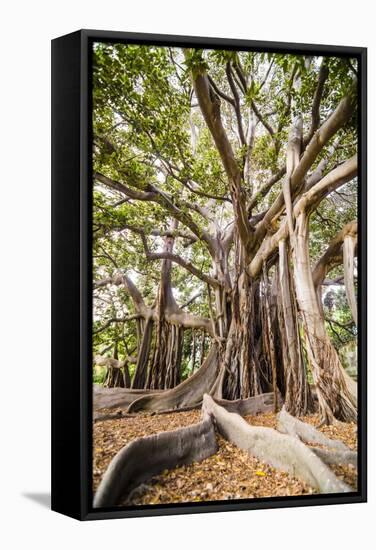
left=51, top=29, right=367, bottom=520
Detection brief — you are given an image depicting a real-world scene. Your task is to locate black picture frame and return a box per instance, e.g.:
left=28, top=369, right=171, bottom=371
left=51, top=29, right=367, bottom=521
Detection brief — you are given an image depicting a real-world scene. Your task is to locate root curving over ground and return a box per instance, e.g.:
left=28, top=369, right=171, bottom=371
left=93, top=394, right=357, bottom=507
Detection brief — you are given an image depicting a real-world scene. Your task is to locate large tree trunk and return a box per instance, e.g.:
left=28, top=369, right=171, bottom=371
left=222, top=269, right=264, bottom=400
left=145, top=227, right=185, bottom=390
left=293, top=211, right=357, bottom=423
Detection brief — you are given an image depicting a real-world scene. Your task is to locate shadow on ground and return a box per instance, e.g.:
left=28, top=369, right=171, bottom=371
left=22, top=493, right=51, bottom=509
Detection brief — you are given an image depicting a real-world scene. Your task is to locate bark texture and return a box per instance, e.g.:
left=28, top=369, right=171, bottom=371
left=202, top=395, right=351, bottom=493
left=127, top=345, right=219, bottom=412
left=94, top=411, right=218, bottom=507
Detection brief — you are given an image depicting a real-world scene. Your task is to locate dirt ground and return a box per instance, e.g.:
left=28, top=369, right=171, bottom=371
left=93, top=408, right=357, bottom=505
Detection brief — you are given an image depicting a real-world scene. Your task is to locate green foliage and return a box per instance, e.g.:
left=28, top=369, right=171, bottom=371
left=324, top=287, right=357, bottom=350
left=92, top=42, right=357, bottom=382
left=93, top=366, right=106, bottom=385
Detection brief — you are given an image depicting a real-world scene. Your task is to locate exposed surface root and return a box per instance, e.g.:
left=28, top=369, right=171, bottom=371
left=214, top=392, right=282, bottom=415
left=127, top=346, right=219, bottom=413
left=94, top=411, right=217, bottom=508
left=202, top=395, right=351, bottom=494
left=277, top=406, right=350, bottom=451
left=277, top=407, right=357, bottom=467
left=309, top=447, right=357, bottom=467
left=93, top=410, right=202, bottom=492
left=93, top=385, right=160, bottom=411
left=126, top=436, right=314, bottom=505
left=93, top=398, right=357, bottom=506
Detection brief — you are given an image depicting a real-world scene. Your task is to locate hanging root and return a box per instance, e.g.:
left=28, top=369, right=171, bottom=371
left=127, top=345, right=219, bottom=413
left=93, top=410, right=218, bottom=508
left=202, top=395, right=351, bottom=494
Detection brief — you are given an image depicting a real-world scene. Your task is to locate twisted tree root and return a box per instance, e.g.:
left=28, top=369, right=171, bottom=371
left=202, top=394, right=351, bottom=494
left=277, top=406, right=350, bottom=451
left=93, top=410, right=218, bottom=508
left=93, top=385, right=160, bottom=411
left=94, top=394, right=354, bottom=508
left=277, top=407, right=357, bottom=467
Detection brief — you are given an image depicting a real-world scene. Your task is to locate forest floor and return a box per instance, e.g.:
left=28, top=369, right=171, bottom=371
left=93, top=409, right=357, bottom=505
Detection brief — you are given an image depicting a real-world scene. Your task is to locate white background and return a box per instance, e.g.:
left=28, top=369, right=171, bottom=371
left=0, top=1, right=373, bottom=548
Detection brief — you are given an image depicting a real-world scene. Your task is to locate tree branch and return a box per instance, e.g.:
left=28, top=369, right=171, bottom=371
left=146, top=250, right=220, bottom=288
left=94, top=272, right=148, bottom=314
left=207, top=75, right=234, bottom=106
left=138, top=229, right=221, bottom=288
left=303, top=156, right=357, bottom=210
left=249, top=160, right=357, bottom=277
left=247, top=166, right=287, bottom=214
left=94, top=172, right=157, bottom=201
left=190, top=68, right=253, bottom=252
left=225, top=62, right=246, bottom=146
left=252, top=87, right=356, bottom=251
left=93, top=314, right=141, bottom=335
left=95, top=171, right=215, bottom=255
left=312, top=220, right=357, bottom=289
left=180, top=292, right=202, bottom=309
left=304, top=59, right=329, bottom=146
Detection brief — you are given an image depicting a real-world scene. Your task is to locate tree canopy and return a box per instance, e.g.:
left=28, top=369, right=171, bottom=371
left=92, top=43, right=358, bottom=425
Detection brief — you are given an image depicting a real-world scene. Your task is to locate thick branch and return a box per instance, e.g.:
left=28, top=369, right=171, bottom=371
left=166, top=310, right=214, bottom=335
left=304, top=60, right=329, bottom=146
left=225, top=63, right=246, bottom=146
left=94, top=272, right=148, bottom=314
left=312, top=220, right=357, bottom=289
left=93, top=355, right=137, bottom=368
left=95, top=172, right=215, bottom=255
left=146, top=250, right=220, bottom=288
left=253, top=88, right=356, bottom=250
left=95, top=172, right=157, bottom=201
left=303, top=155, right=357, bottom=210
left=249, top=160, right=357, bottom=277
left=191, top=69, right=253, bottom=251
left=93, top=314, right=141, bottom=335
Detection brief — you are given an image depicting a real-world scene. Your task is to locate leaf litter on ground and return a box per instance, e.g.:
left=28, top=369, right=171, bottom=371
left=93, top=408, right=357, bottom=505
